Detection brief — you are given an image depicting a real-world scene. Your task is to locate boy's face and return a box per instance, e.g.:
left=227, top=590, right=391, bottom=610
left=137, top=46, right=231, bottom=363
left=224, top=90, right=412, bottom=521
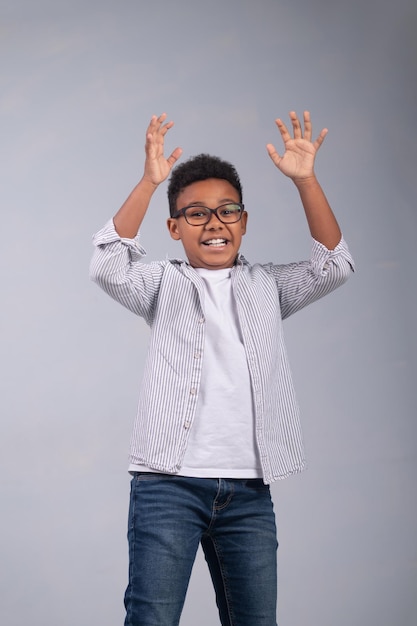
left=167, top=178, right=248, bottom=270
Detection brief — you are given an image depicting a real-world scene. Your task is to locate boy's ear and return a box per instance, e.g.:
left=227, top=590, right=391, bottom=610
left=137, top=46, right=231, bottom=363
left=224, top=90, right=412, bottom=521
left=167, top=218, right=181, bottom=240
left=241, top=211, right=248, bottom=235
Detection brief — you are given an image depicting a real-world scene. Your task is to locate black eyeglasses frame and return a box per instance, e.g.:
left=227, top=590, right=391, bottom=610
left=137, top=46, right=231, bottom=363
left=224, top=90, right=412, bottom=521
left=172, top=202, right=245, bottom=226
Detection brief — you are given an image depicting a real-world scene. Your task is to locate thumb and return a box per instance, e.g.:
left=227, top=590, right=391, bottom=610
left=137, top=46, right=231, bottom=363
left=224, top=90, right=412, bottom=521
left=266, top=143, right=281, bottom=168
left=167, top=147, right=183, bottom=168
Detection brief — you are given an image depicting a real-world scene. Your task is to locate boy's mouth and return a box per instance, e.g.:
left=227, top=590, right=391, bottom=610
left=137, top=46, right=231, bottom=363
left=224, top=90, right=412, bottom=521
left=202, top=238, right=228, bottom=247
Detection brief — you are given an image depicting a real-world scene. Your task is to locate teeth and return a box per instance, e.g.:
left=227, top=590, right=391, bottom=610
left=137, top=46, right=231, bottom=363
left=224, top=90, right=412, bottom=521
left=204, top=239, right=226, bottom=246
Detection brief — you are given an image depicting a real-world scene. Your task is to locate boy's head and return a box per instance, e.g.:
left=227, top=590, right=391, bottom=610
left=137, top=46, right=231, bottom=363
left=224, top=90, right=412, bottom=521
left=166, top=154, right=247, bottom=270
left=167, top=154, right=242, bottom=217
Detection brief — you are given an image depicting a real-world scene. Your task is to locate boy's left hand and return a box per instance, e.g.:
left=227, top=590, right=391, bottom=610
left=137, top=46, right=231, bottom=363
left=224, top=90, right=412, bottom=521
left=266, top=111, right=327, bottom=181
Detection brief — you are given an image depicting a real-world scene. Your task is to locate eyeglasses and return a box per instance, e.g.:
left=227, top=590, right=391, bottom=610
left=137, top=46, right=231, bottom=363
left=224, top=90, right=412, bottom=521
left=172, top=202, right=245, bottom=226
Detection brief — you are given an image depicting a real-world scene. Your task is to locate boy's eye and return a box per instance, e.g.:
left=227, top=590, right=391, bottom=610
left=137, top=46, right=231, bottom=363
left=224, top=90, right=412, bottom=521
left=187, top=208, right=207, bottom=219
left=219, top=203, right=241, bottom=216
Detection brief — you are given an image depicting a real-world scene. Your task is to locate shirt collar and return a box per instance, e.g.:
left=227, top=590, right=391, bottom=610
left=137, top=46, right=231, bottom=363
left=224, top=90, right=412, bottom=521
left=169, top=252, right=249, bottom=269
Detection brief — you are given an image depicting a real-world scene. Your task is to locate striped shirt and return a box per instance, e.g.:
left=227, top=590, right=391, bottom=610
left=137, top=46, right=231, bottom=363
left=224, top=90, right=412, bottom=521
left=90, top=219, right=354, bottom=484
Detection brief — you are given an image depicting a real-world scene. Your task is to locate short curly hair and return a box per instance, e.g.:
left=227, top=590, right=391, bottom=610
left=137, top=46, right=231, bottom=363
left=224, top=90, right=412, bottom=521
left=167, top=154, right=242, bottom=217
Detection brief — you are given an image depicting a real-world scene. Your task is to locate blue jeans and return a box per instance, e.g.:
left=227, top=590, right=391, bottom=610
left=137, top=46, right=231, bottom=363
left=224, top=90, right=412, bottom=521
left=124, top=474, right=278, bottom=626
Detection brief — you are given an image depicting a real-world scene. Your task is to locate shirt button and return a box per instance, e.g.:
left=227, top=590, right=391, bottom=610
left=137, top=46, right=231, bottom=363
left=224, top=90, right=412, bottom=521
left=184, top=421, right=191, bottom=429
left=190, top=388, right=197, bottom=395
left=194, top=351, right=201, bottom=359
left=198, top=317, right=205, bottom=324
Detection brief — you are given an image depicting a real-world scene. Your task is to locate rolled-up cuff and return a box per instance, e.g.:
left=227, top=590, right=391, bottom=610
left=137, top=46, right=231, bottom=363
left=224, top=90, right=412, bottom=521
left=311, top=235, right=355, bottom=275
left=92, top=219, right=147, bottom=260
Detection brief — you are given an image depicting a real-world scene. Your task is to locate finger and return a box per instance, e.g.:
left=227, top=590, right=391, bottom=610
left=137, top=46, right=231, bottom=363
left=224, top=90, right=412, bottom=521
left=303, top=110, right=312, bottom=142
left=274, top=118, right=291, bottom=143
left=145, top=114, right=158, bottom=136
left=313, top=127, right=328, bottom=151
left=289, top=111, right=302, bottom=139
left=160, top=120, right=175, bottom=136
left=156, top=112, right=167, bottom=125
left=145, top=131, right=157, bottom=157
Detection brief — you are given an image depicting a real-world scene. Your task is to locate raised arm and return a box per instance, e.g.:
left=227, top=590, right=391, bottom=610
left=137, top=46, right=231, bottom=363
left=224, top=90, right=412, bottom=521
left=266, top=111, right=341, bottom=250
left=113, top=113, right=182, bottom=238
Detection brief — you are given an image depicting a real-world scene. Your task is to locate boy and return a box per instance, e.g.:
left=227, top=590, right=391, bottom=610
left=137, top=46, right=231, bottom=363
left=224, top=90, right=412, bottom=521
left=90, top=111, right=354, bottom=626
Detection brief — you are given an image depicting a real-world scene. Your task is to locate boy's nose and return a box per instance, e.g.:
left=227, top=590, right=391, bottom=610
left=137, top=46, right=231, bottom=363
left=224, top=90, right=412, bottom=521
left=205, top=213, right=223, bottom=228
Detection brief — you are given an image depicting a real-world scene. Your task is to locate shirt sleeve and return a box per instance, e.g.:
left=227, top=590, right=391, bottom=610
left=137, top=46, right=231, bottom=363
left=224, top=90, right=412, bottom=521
left=89, top=219, right=164, bottom=322
left=267, top=235, right=355, bottom=320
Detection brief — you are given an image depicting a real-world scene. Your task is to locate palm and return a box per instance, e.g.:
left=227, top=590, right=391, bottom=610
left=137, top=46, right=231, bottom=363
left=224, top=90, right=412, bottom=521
left=274, top=138, right=316, bottom=178
left=145, top=147, right=172, bottom=182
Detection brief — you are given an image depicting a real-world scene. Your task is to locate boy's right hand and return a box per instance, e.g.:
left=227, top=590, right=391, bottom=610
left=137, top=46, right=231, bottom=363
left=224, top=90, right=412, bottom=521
left=143, top=113, right=182, bottom=186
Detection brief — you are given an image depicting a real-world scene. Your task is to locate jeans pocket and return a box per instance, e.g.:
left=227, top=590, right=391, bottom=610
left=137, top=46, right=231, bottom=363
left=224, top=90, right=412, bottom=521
left=244, top=478, right=270, bottom=492
left=133, top=471, right=173, bottom=482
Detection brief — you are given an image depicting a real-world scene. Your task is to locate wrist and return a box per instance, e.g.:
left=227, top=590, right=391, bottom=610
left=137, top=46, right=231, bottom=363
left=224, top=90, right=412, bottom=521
left=139, top=175, right=159, bottom=194
left=292, top=174, right=319, bottom=189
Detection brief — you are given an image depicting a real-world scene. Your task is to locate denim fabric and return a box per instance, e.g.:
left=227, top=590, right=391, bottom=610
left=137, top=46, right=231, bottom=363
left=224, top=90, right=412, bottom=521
left=124, top=474, right=278, bottom=626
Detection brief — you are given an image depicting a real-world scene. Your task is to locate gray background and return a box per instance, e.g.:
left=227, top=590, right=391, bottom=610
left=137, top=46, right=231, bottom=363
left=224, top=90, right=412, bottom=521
left=1, top=1, right=416, bottom=624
